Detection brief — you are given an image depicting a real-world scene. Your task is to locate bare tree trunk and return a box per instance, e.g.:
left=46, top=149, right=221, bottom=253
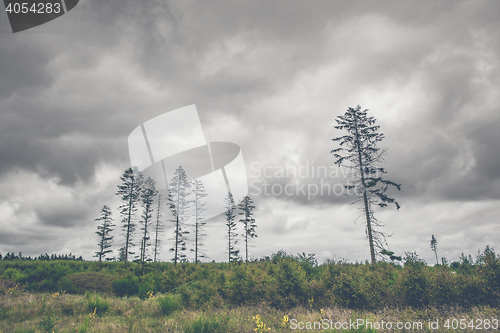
left=154, top=195, right=161, bottom=264
left=99, top=225, right=105, bottom=269
left=245, top=222, right=248, bottom=262
left=195, top=189, right=198, bottom=265
left=174, top=214, right=179, bottom=266
left=362, top=188, right=376, bottom=264
left=174, top=177, right=180, bottom=266
left=354, top=116, right=376, bottom=264
left=125, top=176, right=135, bottom=265
left=228, top=222, right=231, bottom=269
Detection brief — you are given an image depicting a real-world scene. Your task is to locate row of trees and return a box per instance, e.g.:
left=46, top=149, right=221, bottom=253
left=0, top=252, right=83, bottom=261
left=96, top=104, right=400, bottom=267
left=106, top=104, right=399, bottom=267
left=95, top=165, right=258, bottom=267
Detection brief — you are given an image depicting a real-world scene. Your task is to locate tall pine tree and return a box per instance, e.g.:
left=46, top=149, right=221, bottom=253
left=168, top=166, right=191, bottom=265
left=238, top=195, right=257, bottom=262
left=116, top=167, right=143, bottom=264
left=153, top=194, right=163, bottom=264
left=332, top=105, right=400, bottom=264
left=94, top=205, right=114, bottom=268
left=225, top=192, right=240, bottom=268
left=139, top=177, right=157, bottom=267
left=191, top=179, right=208, bottom=264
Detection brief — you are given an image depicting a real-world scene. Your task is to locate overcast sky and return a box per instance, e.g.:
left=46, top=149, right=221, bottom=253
left=1, top=0, right=499, bottom=264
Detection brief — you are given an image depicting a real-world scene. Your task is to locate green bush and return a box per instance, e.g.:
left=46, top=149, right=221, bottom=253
left=269, top=258, right=307, bottom=308
left=334, top=272, right=363, bottom=309
left=176, top=283, right=196, bottom=308
left=226, top=265, right=251, bottom=305
left=112, top=275, right=139, bottom=297
left=399, top=264, right=430, bottom=307
left=19, top=263, right=72, bottom=292
left=157, top=294, right=182, bottom=316
left=68, top=272, right=115, bottom=294
left=191, top=279, right=221, bottom=308
left=3, top=267, right=23, bottom=281
left=57, top=276, right=79, bottom=294
left=86, top=293, right=110, bottom=316
left=478, top=246, right=500, bottom=306
left=2, top=248, right=500, bottom=311
left=428, top=267, right=457, bottom=306
left=457, top=273, right=485, bottom=306
left=138, top=274, right=155, bottom=299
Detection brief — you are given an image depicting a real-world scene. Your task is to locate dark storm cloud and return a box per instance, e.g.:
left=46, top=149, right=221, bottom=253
left=2, top=0, right=497, bottom=189
left=470, top=120, right=500, bottom=180
left=34, top=202, right=88, bottom=227
left=0, top=99, right=126, bottom=185
left=241, top=0, right=500, bottom=207
left=0, top=41, right=53, bottom=99
left=0, top=229, right=54, bottom=248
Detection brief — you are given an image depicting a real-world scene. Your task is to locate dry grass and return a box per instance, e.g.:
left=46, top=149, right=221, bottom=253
left=1, top=288, right=500, bottom=332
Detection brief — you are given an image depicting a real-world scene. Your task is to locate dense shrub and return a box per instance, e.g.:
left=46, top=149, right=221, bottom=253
left=456, top=273, right=484, bottom=307
left=112, top=275, right=139, bottom=297
left=2, top=247, right=500, bottom=311
left=268, top=258, right=307, bottom=308
left=57, top=276, right=79, bottom=294
left=157, top=294, right=183, bottom=316
left=478, top=246, right=500, bottom=305
left=398, top=262, right=430, bottom=307
left=137, top=273, right=156, bottom=299
left=428, top=266, right=457, bottom=306
left=66, top=272, right=115, bottom=294
left=3, top=267, right=22, bottom=280
left=331, top=265, right=384, bottom=310
left=15, top=263, right=72, bottom=292
left=226, top=265, right=266, bottom=306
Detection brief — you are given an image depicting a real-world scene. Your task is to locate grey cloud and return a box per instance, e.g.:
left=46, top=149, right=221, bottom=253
left=33, top=196, right=89, bottom=228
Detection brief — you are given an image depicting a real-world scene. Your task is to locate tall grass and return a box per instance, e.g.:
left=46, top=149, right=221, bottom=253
left=85, top=293, right=110, bottom=316
left=183, top=315, right=222, bottom=333
left=1, top=289, right=500, bottom=332
left=157, top=294, right=182, bottom=316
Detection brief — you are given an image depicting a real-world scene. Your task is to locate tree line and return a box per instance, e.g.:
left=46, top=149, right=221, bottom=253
left=0, top=252, right=83, bottom=261
left=95, top=165, right=257, bottom=268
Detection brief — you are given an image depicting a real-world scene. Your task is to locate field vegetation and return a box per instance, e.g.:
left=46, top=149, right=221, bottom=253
left=1, top=247, right=499, bottom=332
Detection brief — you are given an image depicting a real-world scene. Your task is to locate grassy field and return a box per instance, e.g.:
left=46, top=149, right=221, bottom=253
left=1, top=248, right=500, bottom=332
left=2, top=288, right=500, bottom=332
